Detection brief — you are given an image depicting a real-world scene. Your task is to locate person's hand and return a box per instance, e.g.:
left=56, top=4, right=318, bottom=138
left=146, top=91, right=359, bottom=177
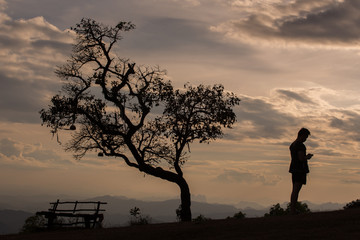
left=307, top=153, right=313, bottom=159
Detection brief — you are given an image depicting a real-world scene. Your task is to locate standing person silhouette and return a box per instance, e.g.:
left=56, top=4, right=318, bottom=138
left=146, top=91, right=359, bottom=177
left=289, top=128, right=313, bottom=214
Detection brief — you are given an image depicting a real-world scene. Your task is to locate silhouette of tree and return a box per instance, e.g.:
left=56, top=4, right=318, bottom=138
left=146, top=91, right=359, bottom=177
left=129, top=207, right=151, bottom=225
left=21, top=215, right=46, bottom=233
left=285, top=201, right=310, bottom=214
left=344, top=199, right=360, bottom=209
left=40, top=18, right=240, bottom=222
left=265, top=202, right=311, bottom=217
left=264, top=203, right=286, bottom=217
left=232, top=211, right=246, bottom=219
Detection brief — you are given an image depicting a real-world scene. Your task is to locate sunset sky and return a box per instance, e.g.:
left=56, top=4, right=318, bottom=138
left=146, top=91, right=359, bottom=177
left=0, top=0, right=359, bottom=206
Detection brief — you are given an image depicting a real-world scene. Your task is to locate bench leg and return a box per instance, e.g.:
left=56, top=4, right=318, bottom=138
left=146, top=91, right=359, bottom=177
left=84, top=216, right=90, bottom=228
left=47, top=215, right=55, bottom=229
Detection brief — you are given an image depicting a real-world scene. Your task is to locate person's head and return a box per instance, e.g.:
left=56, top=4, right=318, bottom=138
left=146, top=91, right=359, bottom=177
left=297, top=128, right=310, bottom=142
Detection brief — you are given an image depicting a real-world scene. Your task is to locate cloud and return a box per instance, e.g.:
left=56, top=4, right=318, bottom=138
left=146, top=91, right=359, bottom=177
left=119, top=15, right=254, bottom=61
left=275, top=89, right=315, bottom=104
left=223, top=86, right=360, bottom=170
left=170, top=0, right=201, bottom=7
left=216, top=169, right=281, bottom=185
left=0, top=73, right=59, bottom=123
left=329, top=110, right=360, bottom=141
left=342, top=179, right=360, bottom=184
left=0, top=16, right=74, bottom=78
left=0, top=138, right=22, bottom=157
left=229, top=95, right=298, bottom=140
left=5, top=0, right=220, bottom=30
left=212, top=0, right=360, bottom=47
left=0, top=138, right=66, bottom=168
left=0, top=8, right=74, bottom=123
left=314, top=148, right=343, bottom=157
left=340, top=168, right=360, bottom=175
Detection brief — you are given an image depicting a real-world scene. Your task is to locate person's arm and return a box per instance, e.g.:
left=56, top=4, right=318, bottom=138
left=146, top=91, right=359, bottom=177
left=298, top=151, right=313, bottom=161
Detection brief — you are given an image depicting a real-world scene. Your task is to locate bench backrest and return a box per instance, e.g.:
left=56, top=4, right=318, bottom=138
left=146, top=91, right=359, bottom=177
left=49, top=200, right=107, bottom=215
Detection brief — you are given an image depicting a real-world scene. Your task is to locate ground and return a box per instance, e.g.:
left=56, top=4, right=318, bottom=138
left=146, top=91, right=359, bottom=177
left=2, top=209, right=360, bottom=240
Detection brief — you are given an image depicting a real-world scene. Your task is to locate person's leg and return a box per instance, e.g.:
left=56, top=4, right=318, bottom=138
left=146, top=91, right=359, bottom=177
left=290, top=181, right=303, bottom=214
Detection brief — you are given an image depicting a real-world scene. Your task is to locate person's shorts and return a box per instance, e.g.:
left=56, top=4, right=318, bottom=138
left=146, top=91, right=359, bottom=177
left=292, top=173, right=307, bottom=185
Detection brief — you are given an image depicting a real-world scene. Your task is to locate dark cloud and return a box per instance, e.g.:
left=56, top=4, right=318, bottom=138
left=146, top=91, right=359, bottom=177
left=0, top=34, right=24, bottom=49
left=5, top=0, right=259, bottom=76
left=342, top=179, right=360, bottom=184
left=6, top=0, right=100, bottom=30
left=5, top=0, right=162, bottom=30
left=0, top=14, right=73, bottom=124
left=0, top=73, right=58, bottom=123
left=224, top=0, right=360, bottom=46
left=232, top=96, right=298, bottom=139
left=306, top=139, right=320, bottom=149
left=329, top=110, right=360, bottom=141
left=216, top=169, right=281, bottom=185
left=31, top=39, right=72, bottom=50
left=119, top=16, right=255, bottom=60
left=1, top=16, right=74, bottom=45
left=330, top=117, right=345, bottom=128
left=280, top=0, right=360, bottom=43
left=23, top=148, right=63, bottom=163
left=5, top=0, right=210, bottom=30
left=276, top=89, right=315, bottom=104
left=123, top=17, right=212, bottom=51
left=0, top=138, right=21, bottom=157
left=223, top=87, right=360, bottom=166
left=0, top=138, right=66, bottom=167
left=315, top=148, right=343, bottom=157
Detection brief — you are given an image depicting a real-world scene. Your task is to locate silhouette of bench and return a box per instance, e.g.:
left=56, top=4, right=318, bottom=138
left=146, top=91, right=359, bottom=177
left=36, top=200, right=107, bottom=229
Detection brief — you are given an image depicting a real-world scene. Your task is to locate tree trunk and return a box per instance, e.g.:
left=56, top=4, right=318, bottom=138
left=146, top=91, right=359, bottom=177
left=178, top=177, right=192, bottom=222
left=136, top=165, right=192, bottom=222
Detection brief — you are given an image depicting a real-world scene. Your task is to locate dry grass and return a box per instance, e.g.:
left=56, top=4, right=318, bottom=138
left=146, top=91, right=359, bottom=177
left=2, top=208, right=360, bottom=240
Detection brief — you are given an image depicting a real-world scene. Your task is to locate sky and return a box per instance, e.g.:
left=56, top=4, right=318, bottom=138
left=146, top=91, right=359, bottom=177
left=0, top=0, right=360, bottom=206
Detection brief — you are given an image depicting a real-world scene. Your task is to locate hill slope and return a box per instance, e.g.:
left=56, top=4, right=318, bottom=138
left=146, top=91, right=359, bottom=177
left=0, top=210, right=32, bottom=235
left=3, top=208, right=360, bottom=240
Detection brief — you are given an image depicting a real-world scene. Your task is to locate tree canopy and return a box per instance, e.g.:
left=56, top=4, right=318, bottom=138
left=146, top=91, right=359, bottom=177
left=40, top=18, right=240, bottom=221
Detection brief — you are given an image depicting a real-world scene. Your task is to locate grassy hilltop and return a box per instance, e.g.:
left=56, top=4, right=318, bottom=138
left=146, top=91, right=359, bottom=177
left=2, top=208, right=360, bottom=240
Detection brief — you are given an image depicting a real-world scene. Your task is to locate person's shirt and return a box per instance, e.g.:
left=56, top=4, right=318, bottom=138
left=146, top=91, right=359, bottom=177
left=289, top=140, right=309, bottom=173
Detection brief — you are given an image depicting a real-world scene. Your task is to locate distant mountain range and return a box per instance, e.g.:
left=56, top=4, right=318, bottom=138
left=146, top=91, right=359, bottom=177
left=0, top=194, right=345, bottom=235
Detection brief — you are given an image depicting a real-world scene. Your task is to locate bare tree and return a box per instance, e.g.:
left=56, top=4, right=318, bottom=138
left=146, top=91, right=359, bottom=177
left=40, top=18, right=240, bottom=222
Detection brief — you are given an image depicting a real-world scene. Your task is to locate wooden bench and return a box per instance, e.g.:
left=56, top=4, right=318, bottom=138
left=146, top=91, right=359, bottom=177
left=36, top=200, right=107, bottom=229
